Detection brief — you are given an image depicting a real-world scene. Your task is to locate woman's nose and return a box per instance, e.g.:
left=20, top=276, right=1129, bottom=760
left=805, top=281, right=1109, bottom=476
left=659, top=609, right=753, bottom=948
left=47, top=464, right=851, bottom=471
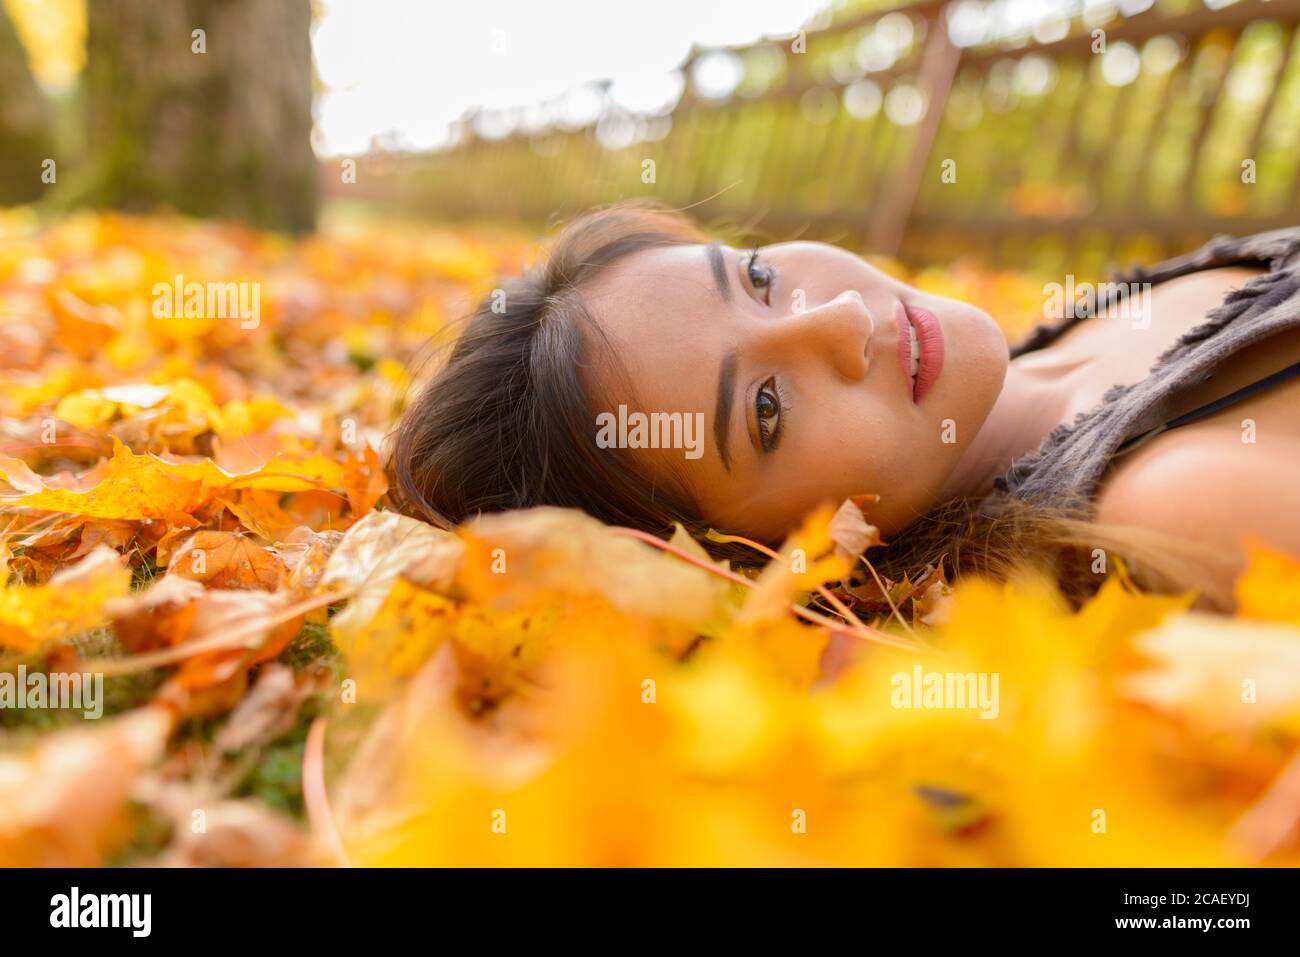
left=762, top=289, right=874, bottom=380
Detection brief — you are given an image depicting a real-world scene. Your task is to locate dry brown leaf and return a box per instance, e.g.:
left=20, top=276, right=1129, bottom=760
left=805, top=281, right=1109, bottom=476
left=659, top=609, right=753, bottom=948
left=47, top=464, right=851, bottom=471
left=915, top=577, right=955, bottom=626
left=108, top=580, right=308, bottom=718
left=215, top=662, right=329, bottom=753
left=458, top=507, right=728, bottom=628
left=321, top=510, right=460, bottom=643
left=828, top=496, right=884, bottom=561
left=154, top=591, right=308, bottom=719
left=267, top=527, right=343, bottom=591
left=133, top=777, right=310, bottom=867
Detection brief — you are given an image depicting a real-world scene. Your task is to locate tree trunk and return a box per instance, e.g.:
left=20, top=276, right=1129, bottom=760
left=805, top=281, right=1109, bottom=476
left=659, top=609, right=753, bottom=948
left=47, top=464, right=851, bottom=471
left=0, top=2, right=55, bottom=205
left=81, top=0, right=316, bottom=232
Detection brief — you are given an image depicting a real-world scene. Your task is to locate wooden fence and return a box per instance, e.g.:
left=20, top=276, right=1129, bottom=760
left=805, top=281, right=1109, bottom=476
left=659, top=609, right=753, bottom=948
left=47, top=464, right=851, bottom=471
left=324, top=0, right=1300, bottom=276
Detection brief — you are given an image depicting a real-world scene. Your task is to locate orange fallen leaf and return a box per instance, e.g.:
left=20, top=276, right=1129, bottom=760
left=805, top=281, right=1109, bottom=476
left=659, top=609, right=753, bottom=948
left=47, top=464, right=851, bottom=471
left=48, top=287, right=121, bottom=357
left=105, top=573, right=207, bottom=653
left=342, top=444, right=388, bottom=518
left=0, top=706, right=173, bottom=866
left=151, top=590, right=308, bottom=718
left=167, top=530, right=287, bottom=590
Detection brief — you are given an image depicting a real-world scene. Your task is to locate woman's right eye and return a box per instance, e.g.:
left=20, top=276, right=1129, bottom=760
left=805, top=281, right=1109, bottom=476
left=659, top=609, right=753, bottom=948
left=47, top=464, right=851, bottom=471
left=755, top=377, right=783, bottom=451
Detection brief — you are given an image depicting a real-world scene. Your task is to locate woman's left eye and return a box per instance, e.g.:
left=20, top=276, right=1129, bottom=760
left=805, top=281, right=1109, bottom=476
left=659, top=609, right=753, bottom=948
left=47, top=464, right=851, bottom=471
left=745, top=248, right=774, bottom=303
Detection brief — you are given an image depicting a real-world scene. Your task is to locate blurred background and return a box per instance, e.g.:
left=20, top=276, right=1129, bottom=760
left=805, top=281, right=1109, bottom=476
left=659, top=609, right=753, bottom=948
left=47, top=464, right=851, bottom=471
left=3, top=0, right=1300, bottom=278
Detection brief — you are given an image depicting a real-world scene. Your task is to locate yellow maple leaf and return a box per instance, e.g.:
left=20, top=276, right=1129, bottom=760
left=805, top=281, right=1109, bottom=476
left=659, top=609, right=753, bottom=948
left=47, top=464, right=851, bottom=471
left=1235, top=539, right=1300, bottom=625
left=0, top=547, right=131, bottom=652
left=3, top=438, right=206, bottom=520
left=1122, top=613, right=1300, bottom=737
left=736, top=503, right=854, bottom=626
left=337, top=576, right=457, bottom=695
left=217, top=395, right=294, bottom=439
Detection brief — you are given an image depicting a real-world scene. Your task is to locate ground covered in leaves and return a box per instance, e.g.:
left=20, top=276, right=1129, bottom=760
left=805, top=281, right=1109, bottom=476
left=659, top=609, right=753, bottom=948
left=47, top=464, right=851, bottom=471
left=2, top=208, right=1299, bottom=867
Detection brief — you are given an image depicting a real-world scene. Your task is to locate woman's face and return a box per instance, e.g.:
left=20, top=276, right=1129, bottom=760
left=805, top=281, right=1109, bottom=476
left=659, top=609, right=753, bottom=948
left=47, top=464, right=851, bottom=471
left=580, top=240, right=1009, bottom=540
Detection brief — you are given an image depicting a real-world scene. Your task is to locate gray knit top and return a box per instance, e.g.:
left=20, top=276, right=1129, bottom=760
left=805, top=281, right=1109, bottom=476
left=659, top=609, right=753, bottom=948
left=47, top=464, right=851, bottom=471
left=990, top=226, right=1300, bottom=514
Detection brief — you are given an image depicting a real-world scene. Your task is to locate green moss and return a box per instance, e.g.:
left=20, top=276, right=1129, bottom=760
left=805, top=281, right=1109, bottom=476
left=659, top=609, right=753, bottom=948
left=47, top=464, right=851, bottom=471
left=0, top=629, right=167, bottom=734
left=233, top=719, right=311, bottom=818
left=277, top=619, right=340, bottom=672
left=1, top=615, right=341, bottom=858
left=131, top=550, right=163, bottom=589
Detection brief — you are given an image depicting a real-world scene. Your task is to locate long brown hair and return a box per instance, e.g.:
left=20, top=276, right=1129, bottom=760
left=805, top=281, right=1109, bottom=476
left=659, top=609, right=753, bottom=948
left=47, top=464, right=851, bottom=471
left=388, top=200, right=710, bottom=532
left=388, top=200, right=1235, bottom=610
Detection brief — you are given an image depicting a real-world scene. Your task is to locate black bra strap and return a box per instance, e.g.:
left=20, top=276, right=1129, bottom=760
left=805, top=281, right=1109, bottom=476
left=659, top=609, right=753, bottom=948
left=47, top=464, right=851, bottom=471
left=1116, top=358, right=1300, bottom=455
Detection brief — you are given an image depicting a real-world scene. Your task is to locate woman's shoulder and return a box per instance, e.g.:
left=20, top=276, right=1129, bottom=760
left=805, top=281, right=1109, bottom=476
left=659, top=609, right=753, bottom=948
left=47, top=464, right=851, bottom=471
left=1094, top=421, right=1300, bottom=566
left=994, top=227, right=1300, bottom=513
left=1009, top=226, right=1300, bottom=359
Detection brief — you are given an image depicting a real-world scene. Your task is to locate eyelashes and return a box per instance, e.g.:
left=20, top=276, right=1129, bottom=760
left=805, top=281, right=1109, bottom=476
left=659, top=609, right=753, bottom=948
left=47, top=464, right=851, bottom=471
left=755, top=375, right=787, bottom=452
left=745, top=246, right=774, bottom=304
left=740, top=245, right=786, bottom=454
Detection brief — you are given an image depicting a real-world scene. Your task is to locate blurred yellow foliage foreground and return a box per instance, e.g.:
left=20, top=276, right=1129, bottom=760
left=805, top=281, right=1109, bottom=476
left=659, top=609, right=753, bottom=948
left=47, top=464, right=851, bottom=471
left=1, top=208, right=1299, bottom=867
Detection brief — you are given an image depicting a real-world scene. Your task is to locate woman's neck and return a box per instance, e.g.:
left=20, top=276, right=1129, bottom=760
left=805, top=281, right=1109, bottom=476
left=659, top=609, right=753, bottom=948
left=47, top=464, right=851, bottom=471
left=939, top=351, right=1092, bottom=501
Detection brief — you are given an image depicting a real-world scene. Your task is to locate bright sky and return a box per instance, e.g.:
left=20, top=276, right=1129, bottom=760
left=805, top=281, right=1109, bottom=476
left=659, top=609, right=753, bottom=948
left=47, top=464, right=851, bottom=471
left=311, top=0, right=832, bottom=156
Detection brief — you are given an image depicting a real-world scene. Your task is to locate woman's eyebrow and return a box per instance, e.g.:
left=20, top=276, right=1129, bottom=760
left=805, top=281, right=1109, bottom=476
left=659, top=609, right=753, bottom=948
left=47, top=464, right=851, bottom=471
left=706, top=242, right=731, bottom=302
left=714, top=348, right=738, bottom=472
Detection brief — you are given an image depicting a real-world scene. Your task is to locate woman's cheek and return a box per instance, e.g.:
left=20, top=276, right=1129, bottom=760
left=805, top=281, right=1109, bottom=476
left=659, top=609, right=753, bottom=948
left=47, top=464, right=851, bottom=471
left=931, top=306, right=1006, bottom=428
left=849, top=424, right=934, bottom=529
left=961, top=313, right=1012, bottom=409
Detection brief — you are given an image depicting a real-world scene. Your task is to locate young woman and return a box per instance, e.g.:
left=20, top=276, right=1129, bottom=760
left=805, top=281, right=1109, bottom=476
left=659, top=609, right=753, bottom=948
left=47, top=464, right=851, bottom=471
left=389, top=202, right=1300, bottom=610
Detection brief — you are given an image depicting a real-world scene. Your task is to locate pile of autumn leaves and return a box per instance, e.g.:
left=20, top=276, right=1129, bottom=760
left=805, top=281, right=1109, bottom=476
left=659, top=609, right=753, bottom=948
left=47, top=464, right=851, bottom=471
left=2, top=210, right=1300, bottom=867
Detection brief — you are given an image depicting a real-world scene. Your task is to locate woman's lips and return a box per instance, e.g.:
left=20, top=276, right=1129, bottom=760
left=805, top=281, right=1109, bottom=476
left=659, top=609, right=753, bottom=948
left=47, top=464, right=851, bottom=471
left=893, top=304, right=915, bottom=402
left=894, top=302, right=945, bottom=404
